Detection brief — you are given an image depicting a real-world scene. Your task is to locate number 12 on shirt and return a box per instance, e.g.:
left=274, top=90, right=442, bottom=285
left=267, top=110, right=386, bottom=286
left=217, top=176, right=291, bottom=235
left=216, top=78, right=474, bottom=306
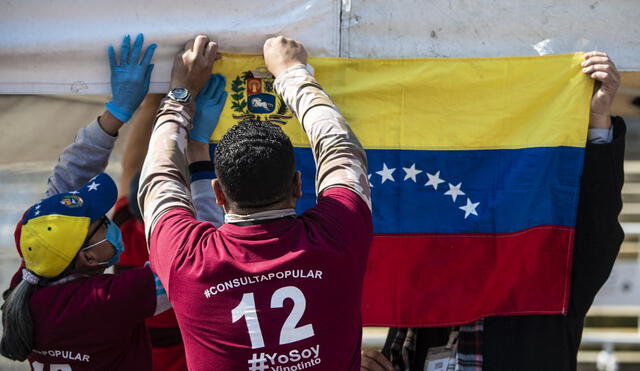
left=232, top=285, right=315, bottom=349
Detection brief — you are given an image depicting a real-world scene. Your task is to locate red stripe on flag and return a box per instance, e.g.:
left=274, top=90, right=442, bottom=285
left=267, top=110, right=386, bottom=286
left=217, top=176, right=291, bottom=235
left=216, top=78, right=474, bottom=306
left=361, top=225, right=574, bottom=327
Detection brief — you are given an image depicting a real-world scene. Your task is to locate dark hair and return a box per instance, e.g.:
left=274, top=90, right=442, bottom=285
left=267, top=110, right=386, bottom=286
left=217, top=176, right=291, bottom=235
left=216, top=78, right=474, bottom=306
left=1, top=280, right=36, bottom=361
left=214, top=120, right=295, bottom=209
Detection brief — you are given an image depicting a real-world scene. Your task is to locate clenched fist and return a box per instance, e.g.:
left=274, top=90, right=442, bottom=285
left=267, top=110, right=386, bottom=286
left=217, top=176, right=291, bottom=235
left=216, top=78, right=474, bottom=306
left=170, top=35, right=219, bottom=96
left=263, top=36, right=308, bottom=78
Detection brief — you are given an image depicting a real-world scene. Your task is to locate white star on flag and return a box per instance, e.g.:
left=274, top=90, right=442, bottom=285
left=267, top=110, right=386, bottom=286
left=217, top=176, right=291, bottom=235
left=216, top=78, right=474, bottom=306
left=368, top=174, right=374, bottom=188
left=35, top=204, right=40, bottom=209
left=34, top=210, right=40, bottom=216
left=444, top=183, right=465, bottom=202
left=376, top=163, right=396, bottom=184
left=87, top=182, right=100, bottom=191
left=403, top=163, right=423, bottom=182
left=425, top=171, right=445, bottom=190
left=459, top=198, right=480, bottom=219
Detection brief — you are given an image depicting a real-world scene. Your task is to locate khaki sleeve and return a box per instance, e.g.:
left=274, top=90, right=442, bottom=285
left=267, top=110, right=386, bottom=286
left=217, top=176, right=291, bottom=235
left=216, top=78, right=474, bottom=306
left=274, top=64, right=371, bottom=209
left=137, top=98, right=196, bottom=241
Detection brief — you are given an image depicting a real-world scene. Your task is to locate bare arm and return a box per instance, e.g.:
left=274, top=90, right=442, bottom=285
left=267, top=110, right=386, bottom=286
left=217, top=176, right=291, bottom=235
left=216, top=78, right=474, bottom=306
left=119, top=94, right=164, bottom=196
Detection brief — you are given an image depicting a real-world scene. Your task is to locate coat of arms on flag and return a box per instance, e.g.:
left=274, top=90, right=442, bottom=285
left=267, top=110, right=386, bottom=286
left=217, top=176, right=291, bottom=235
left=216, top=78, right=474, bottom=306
left=211, top=53, right=593, bottom=327
left=229, top=66, right=292, bottom=124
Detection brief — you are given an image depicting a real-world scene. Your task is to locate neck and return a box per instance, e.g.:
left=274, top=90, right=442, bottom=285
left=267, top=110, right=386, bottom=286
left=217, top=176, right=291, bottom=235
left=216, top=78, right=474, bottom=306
left=224, top=201, right=297, bottom=225
left=226, top=198, right=295, bottom=215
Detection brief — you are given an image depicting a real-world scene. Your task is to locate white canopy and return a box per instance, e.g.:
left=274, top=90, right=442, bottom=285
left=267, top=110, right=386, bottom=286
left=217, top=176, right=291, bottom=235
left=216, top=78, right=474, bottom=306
left=1, top=0, right=638, bottom=94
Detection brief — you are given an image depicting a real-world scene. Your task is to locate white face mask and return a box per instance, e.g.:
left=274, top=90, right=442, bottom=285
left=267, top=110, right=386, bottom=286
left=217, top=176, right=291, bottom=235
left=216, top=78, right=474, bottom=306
left=81, top=239, right=111, bottom=266
left=81, top=218, right=124, bottom=267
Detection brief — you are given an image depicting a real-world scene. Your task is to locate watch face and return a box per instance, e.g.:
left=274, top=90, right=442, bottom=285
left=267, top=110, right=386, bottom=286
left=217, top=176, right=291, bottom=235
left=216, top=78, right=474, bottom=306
left=172, top=88, right=188, bottom=100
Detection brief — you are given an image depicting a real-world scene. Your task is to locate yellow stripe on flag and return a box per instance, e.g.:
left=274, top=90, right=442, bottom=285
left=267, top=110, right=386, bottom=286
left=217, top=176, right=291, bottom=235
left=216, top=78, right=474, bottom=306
left=212, top=53, right=592, bottom=150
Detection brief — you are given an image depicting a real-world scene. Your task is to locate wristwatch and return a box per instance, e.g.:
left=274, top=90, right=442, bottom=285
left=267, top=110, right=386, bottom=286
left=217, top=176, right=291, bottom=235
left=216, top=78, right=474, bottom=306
left=167, top=88, right=192, bottom=103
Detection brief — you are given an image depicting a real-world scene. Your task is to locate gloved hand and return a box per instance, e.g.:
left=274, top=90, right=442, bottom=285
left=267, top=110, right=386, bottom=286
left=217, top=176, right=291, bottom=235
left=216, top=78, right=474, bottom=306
left=105, top=34, right=157, bottom=123
left=191, top=74, right=228, bottom=143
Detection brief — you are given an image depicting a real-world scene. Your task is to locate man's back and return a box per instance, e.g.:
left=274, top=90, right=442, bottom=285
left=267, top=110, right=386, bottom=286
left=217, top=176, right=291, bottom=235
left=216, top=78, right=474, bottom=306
left=139, top=36, right=372, bottom=370
left=151, top=187, right=371, bottom=370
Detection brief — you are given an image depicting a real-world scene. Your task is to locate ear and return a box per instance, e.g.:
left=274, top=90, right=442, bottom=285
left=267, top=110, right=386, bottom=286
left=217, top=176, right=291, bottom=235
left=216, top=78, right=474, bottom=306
left=292, top=171, right=302, bottom=200
left=212, top=179, right=229, bottom=211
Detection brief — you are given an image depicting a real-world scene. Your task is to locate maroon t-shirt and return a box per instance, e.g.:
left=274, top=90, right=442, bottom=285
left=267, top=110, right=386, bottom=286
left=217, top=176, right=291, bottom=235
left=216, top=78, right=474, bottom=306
left=27, top=267, right=156, bottom=370
left=150, top=187, right=372, bottom=370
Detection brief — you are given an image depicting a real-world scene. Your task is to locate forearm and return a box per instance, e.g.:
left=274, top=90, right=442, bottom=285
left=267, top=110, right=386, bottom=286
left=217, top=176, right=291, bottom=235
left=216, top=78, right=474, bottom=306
left=120, top=95, right=164, bottom=193
left=138, top=98, right=196, bottom=241
left=274, top=64, right=371, bottom=208
left=45, top=112, right=120, bottom=197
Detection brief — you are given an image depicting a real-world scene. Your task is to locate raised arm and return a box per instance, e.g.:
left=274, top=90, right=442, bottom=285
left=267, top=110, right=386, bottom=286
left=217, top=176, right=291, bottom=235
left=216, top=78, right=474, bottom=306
left=46, top=34, right=156, bottom=197
left=264, top=36, right=371, bottom=209
left=118, top=94, right=164, bottom=197
left=569, top=51, right=625, bottom=316
left=138, top=35, right=218, bottom=239
left=187, top=74, right=227, bottom=225
left=45, top=112, right=123, bottom=197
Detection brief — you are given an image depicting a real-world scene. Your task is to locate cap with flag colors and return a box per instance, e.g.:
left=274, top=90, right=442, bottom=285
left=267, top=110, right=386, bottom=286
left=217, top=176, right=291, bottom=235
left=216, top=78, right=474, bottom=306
left=210, top=52, right=593, bottom=326
left=18, top=173, right=118, bottom=278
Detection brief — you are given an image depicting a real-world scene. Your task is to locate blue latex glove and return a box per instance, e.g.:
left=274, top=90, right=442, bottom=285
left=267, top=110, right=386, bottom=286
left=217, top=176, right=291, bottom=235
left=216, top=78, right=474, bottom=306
left=191, top=74, right=228, bottom=143
left=105, top=34, right=157, bottom=123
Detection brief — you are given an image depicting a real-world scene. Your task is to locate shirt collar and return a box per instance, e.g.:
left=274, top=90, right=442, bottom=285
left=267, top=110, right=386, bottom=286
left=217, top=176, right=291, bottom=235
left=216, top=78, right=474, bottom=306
left=224, top=208, right=297, bottom=224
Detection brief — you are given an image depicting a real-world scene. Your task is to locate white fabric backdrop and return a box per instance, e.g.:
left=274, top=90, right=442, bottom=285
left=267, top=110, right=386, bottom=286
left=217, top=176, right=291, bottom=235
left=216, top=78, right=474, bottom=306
left=1, top=0, right=638, bottom=94
left=0, top=0, right=341, bottom=94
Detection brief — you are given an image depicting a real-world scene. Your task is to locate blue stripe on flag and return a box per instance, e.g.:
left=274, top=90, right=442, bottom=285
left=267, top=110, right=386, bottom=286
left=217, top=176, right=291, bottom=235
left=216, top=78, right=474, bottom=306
left=295, top=146, right=584, bottom=234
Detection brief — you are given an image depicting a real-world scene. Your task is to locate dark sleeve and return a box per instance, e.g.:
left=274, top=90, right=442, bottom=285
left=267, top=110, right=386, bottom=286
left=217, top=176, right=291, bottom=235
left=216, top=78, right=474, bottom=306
left=95, top=266, right=157, bottom=323
left=568, top=117, right=626, bottom=317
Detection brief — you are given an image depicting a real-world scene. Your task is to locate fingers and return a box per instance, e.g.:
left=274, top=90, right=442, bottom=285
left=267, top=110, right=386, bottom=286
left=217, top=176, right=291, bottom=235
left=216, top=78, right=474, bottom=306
left=583, top=63, right=619, bottom=86
left=211, top=75, right=227, bottom=101
left=140, top=43, right=157, bottom=66
left=581, top=51, right=620, bottom=87
left=198, top=75, right=226, bottom=101
left=201, top=75, right=215, bottom=97
left=582, top=56, right=612, bottom=67
left=108, top=45, right=117, bottom=67
left=583, top=63, right=620, bottom=83
left=589, top=71, right=616, bottom=84
left=263, top=35, right=308, bottom=77
left=144, top=64, right=154, bottom=84
left=130, top=33, right=144, bottom=65
left=171, top=35, right=220, bottom=94
left=581, top=51, right=620, bottom=78
left=217, top=91, right=228, bottom=106
left=583, top=51, right=608, bottom=59
left=205, top=41, right=218, bottom=62
left=184, top=39, right=195, bottom=52
left=193, top=35, right=209, bottom=56
left=120, top=34, right=131, bottom=65
left=361, top=350, right=394, bottom=371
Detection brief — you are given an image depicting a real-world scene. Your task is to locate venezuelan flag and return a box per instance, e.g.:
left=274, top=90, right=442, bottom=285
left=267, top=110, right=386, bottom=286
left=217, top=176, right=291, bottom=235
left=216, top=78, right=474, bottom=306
left=211, top=53, right=593, bottom=326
